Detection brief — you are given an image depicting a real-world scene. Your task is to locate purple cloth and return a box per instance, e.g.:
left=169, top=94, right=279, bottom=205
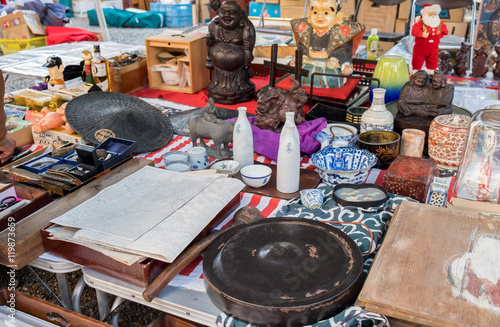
left=230, top=116, right=327, bottom=161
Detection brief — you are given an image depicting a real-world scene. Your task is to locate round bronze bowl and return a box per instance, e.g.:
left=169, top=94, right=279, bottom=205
left=203, top=217, right=364, bottom=327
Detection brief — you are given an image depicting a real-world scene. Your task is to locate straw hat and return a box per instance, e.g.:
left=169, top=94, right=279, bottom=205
left=65, top=92, right=173, bottom=153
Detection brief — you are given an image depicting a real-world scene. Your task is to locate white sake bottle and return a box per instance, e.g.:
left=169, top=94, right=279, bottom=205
left=233, top=107, right=254, bottom=168
left=360, top=88, right=394, bottom=133
left=277, top=112, right=300, bottom=193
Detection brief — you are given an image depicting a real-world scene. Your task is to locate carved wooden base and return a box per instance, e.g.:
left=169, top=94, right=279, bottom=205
left=208, top=83, right=255, bottom=105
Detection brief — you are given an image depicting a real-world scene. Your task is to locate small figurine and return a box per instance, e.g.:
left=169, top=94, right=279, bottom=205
left=437, top=51, right=453, bottom=75
left=33, top=103, right=74, bottom=134
left=255, top=78, right=307, bottom=133
left=452, top=42, right=472, bottom=77
left=187, top=99, right=235, bottom=158
left=290, top=0, right=365, bottom=88
left=205, top=0, right=256, bottom=105
left=411, top=4, right=448, bottom=74
left=397, top=70, right=453, bottom=118
left=43, top=55, right=66, bottom=93
left=471, top=45, right=490, bottom=77
left=493, top=44, right=500, bottom=80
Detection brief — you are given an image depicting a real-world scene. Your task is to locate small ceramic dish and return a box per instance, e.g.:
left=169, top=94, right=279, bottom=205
left=164, top=160, right=191, bottom=172
left=332, top=183, right=388, bottom=208
left=240, top=164, right=272, bottom=188
left=211, top=160, right=240, bottom=176
left=311, top=147, right=377, bottom=185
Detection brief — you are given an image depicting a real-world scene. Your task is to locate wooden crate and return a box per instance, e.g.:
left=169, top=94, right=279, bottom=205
left=146, top=34, right=210, bottom=94
left=109, top=56, right=148, bottom=94
left=0, top=158, right=154, bottom=269
left=357, top=201, right=500, bottom=326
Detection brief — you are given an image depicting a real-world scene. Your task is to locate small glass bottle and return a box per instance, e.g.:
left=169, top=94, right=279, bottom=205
left=92, top=45, right=110, bottom=91
left=366, top=28, right=379, bottom=60
left=360, top=88, right=393, bottom=133
left=233, top=107, right=254, bottom=168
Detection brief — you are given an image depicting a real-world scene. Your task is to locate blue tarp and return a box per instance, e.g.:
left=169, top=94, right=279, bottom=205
left=87, top=8, right=163, bottom=28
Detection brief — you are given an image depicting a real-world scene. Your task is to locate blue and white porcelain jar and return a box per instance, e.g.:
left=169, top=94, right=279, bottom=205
left=360, top=88, right=394, bottom=134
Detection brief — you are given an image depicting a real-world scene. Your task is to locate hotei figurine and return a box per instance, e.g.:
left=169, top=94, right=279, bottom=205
left=493, top=44, right=500, bottom=80
left=290, top=0, right=364, bottom=88
left=255, top=78, right=308, bottom=132
left=437, top=51, right=453, bottom=75
left=397, top=70, right=453, bottom=119
left=411, top=4, right=448, bottom=74
left=452, top=42, right=471, bottom=77
left=205, top=0, right=256, bottom=105
left=471, top=44, right=489, bottom=77
left=43, top=55, right=66, bottom=93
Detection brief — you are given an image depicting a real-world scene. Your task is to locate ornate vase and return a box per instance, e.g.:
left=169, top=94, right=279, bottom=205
left=428, top=114, right=470, bottom=168
left=277, top=112, right=300, bottom=193
left=232, top=107, right=254, bottom=168
left=360, top=88, right=394, bottom=133
left=371, top=54, right=410, bottom=104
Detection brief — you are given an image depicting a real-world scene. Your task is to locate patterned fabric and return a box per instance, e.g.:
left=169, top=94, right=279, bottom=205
left=216, top=187, right=417, bottom=327
left=217, top=306, right=390, bottom=327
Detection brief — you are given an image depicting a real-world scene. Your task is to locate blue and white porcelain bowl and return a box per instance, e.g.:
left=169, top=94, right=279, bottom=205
left=240, top=164, right=272, bottom=188
left=311, top=147, right=377, bottom=185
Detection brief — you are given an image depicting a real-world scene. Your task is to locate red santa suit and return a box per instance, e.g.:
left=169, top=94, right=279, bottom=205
left=411, top=4, right=448, bottom=72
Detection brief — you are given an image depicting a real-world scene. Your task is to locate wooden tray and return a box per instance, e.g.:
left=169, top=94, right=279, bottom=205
left=234, top=163, right=321, bottom=200
left=356, top=201, right=500, bottom=326
left=0, top=158, right=153, bottom=269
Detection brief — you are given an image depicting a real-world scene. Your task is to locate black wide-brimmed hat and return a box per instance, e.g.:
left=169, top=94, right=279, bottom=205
left=65, top=92, right=174, bottom=153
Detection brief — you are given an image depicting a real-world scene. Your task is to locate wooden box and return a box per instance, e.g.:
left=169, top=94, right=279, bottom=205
left=0, top=183, right=51, bottom=232
left=357, top=201, right=500, bottom=326
left=109, top=56, right=148, bottom=94
left=146, top=34, right=210, bottom=94
left=383, top=156, right=439, bottom=203
left=147, top=312, right=203, bottom=327
left=42, top=193, right=240, bottom=287
left=0, top=158, right=153, bottom=269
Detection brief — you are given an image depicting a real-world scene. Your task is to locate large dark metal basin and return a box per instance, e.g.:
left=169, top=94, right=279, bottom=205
left=203, top=217, right=364, bottom=327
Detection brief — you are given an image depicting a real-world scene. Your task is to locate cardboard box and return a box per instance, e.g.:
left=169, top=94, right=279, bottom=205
left=32, top=128, right=84, bottom=148
left=280, top=5, right=306, bottom=19
left=249, top=2, right=281, bottom=17
left=0, top=11, right=44, bottom=40
left=395, top=18, right=406, bottom=34
left=109, top=56, right=148, bottom=94
left=280, top=0, right=304, bottom=7
left=446, top=21, right=468, bottom=38
left=7, top=120, right=33, bottom=147
left=360, top=40, right=395, bottom=59
left=356, top=2, right=397, bottom=33
left=398, top=2, right=464, bottom=22
left=341, top=0, right=356, bottom=17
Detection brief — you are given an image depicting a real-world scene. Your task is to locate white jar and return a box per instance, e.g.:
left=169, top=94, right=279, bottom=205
left=232, top=107, right=254, bottom=168
left=360, top=88, right=394, bottom=133
left=277, top=112, right=300, bottom=193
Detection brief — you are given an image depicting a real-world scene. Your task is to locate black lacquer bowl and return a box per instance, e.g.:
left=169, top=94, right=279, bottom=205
left=203, top=217, right=363, bottom=327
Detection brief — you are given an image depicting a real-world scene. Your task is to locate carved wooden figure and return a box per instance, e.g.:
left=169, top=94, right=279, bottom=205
left=205, top=0, right=256, bottom=105
left=471, top=44, right=489, bottom=78
left=452, top=42, right=471, bottom=77
left=437, top=51, right=453, bottom=75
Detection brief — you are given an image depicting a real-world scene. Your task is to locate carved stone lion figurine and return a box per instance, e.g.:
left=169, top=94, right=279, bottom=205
left=255, top=79, right=308, bottom=133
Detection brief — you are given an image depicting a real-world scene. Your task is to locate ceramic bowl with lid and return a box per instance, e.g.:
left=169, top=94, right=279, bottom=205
left=428, top=114, right=471, bottom=168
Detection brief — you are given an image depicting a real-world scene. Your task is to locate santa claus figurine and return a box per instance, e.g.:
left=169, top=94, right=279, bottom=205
left=411, top=4, right=448, bottom=74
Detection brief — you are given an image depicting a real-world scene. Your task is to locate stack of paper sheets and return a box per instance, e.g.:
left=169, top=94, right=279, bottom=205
left=47, top=166, right=245, bottom=264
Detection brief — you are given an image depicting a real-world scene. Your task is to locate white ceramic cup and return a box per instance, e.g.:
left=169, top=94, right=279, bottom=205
left=163, top=151, right=189, bottom=165
left=187, top=146, right=209, bottom=170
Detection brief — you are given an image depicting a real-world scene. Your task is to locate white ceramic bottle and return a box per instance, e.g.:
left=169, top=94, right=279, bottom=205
left=233, top=107, right=254, bottom=168
left=280, top=111, right=300, bottom=144
left=360, top=88, right=394, bottom=133
left=277, top=112, right=300, bottom=193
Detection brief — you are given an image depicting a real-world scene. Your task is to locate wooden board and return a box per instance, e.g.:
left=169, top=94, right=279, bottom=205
left=0, top=158, right=154, bottom=269
left=234, top=163, right=321, bottom=200
left=357, top=201, right=500, bottom=326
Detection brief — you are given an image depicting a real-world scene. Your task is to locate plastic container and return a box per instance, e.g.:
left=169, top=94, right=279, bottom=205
left=0, top=36, right=46, bottom=55
left=150, top=2, right=192, bottom=27
left=366, top=28, right=379, bottom=60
